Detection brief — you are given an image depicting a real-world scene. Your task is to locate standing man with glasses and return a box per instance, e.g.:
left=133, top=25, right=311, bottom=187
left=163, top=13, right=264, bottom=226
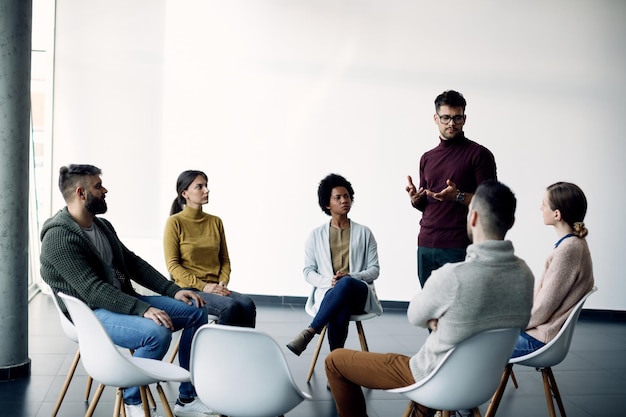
left=406, top=90, right=497, bottom=288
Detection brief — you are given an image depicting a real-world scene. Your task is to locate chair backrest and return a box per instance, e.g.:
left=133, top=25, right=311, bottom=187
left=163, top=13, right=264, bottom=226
left=388, top=328, right=520, bottom=411
left=57, top=292, right=188, bottom=388
left=50, top=291, right=79, bottom=343
left=512, top=286, right=597, bottom=368
left=190, top=323, right=312, bottom=417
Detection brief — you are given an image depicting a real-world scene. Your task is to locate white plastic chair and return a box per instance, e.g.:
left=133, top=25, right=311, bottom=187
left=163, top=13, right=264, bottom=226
left=387, top=328, right=521, bottom=417
left=190, top=323, right=312, bottom=417
left=304, top=288, right=379, bottom=382
left=49, top=292, right=96, bottom=417
left=58, top=292, right=191, bottom=417
left=485, top=286, right=597, bottom=417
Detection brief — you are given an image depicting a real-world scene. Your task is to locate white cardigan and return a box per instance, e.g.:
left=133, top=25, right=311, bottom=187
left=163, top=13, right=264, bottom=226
left=303, top=220, right=382, bottom=316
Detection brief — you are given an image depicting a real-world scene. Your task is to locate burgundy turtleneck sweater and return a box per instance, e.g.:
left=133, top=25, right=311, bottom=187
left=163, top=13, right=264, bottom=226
left=416, top=134, right=497, bottom=248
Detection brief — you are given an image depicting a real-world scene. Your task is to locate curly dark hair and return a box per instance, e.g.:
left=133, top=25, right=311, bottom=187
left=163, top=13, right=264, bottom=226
left=317, top=173, right=354, bottom=216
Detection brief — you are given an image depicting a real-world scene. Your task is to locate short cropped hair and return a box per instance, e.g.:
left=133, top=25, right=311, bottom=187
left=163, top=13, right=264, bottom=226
left=434, top=90, right=467, bottom=112
left=317, top=173, right=355, bottom=216
left=472, top=180, right=516, bottom=239
left=58, top=164, right=102, bottom=202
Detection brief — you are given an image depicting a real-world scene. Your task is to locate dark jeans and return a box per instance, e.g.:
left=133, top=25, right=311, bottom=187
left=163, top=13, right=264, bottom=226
left=94, top=295, right=208, bottom=404
left=417, top=246, right=466, bottom=287
left=310, top=277, right=368, bottom=350
left=193, top=289, right=256, bottom=328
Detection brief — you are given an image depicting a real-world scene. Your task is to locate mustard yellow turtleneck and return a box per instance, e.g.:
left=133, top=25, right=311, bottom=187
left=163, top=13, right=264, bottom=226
left=163, top=205, right=231, bottom=291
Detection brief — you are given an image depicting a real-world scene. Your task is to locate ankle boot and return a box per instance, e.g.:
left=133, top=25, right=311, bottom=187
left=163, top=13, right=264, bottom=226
left=286, top=329, right=314, bottom=356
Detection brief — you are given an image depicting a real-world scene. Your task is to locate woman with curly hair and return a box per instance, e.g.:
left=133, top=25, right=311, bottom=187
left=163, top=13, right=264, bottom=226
left=287, top=173, right=382, bottom=356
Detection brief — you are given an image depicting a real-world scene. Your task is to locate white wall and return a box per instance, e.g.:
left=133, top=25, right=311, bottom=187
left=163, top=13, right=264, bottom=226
left=52, top=0, right=626, bottom=311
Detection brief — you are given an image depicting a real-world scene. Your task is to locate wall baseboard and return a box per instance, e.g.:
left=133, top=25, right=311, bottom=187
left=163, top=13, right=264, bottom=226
left=249, top=294, right=626, bottom=322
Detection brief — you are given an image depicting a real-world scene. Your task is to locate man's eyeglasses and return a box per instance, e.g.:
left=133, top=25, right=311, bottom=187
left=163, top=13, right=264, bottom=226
left=437, top=114, right=465, bottom=124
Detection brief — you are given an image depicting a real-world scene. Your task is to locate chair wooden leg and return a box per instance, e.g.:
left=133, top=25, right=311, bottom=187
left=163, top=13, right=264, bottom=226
left=547, top=368, right=567, bottom=417
left=402, top=401, right=414, bottom=417
left=85, top=375, right=94, bottom=401
left=510, top=368, right=519, bottom=389
left=145, top=385, right=157, bottom=411
left=542, top=367, right=566, bottom=417
left=51, top=348, right=81, bottom=417
left=472, top=406, right=482, bottom=417
left=139, top=386, right=150, bottom=417
left=85, top=383, right=105, bottom=417
left=156, top=382, right=175, bottom=417
left=168, top=338, right=180, bottom=364
left=355, top=321, right=369, bottom=351
left=113, top=387, right=124, bottom=417
left=484, top=364, right=513, bottom=417
left=306, top=326, right=327, bottom=382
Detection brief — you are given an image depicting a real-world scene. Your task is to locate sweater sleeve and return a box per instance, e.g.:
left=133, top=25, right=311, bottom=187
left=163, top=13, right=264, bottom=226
left=163, top=215, right=205, bottom=291
left=407, top=265, right=458, bottom=328
left=97, top=218, right=180, bottom=298
left=527, top=238, right=592, bottom=332
left=216, top=219, right=231, bottom=285
left=348, top=225, right=380, bottom=284
left=303, top=228, right=333, bottom=289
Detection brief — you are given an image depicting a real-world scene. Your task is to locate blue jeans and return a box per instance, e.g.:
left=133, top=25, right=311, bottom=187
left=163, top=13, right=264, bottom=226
left=417, top=246, right=466, bottom=287
left=511, top=331, right=546, bottom=358
left=310, top=277, right=368, bottom=351
left=192, top=289, right=256, bottom=328
left=94, top=295, right=208, bottom=405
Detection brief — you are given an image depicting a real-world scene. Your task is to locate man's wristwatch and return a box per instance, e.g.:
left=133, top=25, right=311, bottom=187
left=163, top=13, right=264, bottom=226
left=455, top=190, right=466, bottom=203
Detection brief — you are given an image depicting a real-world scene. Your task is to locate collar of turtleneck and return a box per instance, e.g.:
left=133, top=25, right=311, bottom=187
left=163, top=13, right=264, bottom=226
left=181, top=205, right=205, bottom=220
left=439, top=133, right=467, bottom=147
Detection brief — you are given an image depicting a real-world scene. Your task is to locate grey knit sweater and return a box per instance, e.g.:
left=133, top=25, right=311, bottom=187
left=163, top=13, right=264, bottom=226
left=407, top=240, right=534, bottom=381
left=40, top=208, right=181, bottom=317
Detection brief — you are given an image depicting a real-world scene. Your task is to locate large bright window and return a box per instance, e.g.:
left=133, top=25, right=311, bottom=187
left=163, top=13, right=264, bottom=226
left=29, top=0, right=55, bottom=298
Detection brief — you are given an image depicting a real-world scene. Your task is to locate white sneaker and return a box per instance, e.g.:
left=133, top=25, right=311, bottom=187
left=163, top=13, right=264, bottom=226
left=174, top=397, right=219, bottom=417
left=124, top=403, right=163, bottom=417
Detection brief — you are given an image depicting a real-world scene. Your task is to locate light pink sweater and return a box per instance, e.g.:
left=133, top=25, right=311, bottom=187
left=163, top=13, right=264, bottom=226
left=526, top=236, right=594, bottom=344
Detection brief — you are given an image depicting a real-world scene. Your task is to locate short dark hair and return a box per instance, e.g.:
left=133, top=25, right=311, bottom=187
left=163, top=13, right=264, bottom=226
left=434, top=90, right=467, bottom=112
left=546, top=182, right=588, bottom=238
left=472, top=180, right=516, bottom=239
left=170, top=170, right=208, bottom=215
left=317, top=173, right=354, bottom=216
left=58, top=164, right=102, bottom=202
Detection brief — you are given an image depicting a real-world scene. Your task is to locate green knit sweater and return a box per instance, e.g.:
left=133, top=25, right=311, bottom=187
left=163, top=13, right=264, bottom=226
left=40, top=208, right=181, bottom=317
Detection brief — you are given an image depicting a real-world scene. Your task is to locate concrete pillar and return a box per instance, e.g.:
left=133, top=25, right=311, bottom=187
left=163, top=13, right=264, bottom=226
left=0, top=0, right=32, bottom=380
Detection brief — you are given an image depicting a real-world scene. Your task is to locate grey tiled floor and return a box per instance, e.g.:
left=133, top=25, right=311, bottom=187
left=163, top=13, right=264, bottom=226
left=3, top=293, right=625, bottom=417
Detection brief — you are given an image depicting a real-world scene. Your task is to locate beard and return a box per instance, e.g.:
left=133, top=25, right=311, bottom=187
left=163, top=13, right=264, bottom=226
left=85, top=192, right=107, bottom=215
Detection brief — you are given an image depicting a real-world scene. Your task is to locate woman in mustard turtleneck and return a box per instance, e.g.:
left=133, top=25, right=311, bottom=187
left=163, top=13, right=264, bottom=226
left=163, top=170, right=256, bottom=327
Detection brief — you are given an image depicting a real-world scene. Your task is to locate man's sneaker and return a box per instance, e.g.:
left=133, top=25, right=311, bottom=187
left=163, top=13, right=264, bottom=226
left=124, top=403, right=163, bottom=417
left=174, top=397, right=219, bottom=417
